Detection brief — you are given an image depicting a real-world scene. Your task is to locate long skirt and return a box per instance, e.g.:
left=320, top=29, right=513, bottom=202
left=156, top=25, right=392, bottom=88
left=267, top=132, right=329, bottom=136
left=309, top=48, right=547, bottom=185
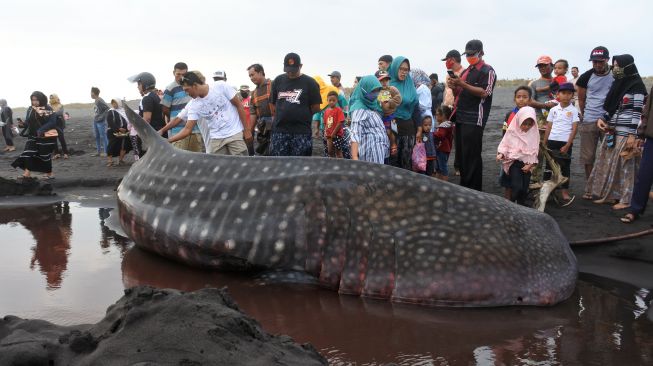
left=107, top=133, right=132, bottom=158
left=11, top=135, right=56, bottom=173
left=586, top=135, right=640, bottom=205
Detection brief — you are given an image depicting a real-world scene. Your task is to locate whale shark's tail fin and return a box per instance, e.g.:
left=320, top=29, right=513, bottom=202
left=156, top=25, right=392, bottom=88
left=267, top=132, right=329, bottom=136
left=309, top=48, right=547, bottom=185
left=122, top=101, right=172, bottom=152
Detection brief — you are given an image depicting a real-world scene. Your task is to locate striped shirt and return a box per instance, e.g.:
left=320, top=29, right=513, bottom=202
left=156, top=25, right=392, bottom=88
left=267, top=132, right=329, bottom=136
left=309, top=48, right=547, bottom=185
left=453, top=60, right=496, bottom=127
left=605, top=92, right=646, bottom=136
left=350, top=109, right=389, bottom=164
left=161, top=80, right=196, bottom=134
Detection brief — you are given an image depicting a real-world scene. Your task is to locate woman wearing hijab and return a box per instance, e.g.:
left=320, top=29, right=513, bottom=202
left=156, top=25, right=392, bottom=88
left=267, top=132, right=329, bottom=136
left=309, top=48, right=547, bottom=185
left=388, top=56, right=418, bottom=170
left=349, top=75, right=388, bottom=164
left=586, top=54, right=648, bottom=210
left=410, top=68, right=434, bottom=127
left=11, top=91, right=58, bottom=179
left=49, top=94, right=69, bottom=159
left=0, top=99, right=15, bottom=152
left=105, top=98, right=132, bottom=166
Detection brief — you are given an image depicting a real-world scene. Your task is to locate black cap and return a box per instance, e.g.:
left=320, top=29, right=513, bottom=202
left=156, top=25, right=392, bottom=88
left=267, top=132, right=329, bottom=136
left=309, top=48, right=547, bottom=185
left=588, top=46, right=609, bottom=61
left=441, top=49, right=461, bottom=61
left=378, top=54, right=393, bottom=64
left=461, top=39, right=483, bottom=56
left=283, top=52, right=301, bottom=72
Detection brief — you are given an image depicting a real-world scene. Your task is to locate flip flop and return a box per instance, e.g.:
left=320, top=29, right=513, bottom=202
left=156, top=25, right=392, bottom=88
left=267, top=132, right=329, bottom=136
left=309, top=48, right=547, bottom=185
left=620, top=213, right=638, bottom=223
left=560, top=195, right=576, bottom=207
left=41, top=175, right=55, bottom=180
left=582, top=193, right=594, bottom=200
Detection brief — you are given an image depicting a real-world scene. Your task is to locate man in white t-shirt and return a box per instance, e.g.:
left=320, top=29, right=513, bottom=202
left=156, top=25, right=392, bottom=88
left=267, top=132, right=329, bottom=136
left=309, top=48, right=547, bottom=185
left=169, top=71, right=250, bottom=155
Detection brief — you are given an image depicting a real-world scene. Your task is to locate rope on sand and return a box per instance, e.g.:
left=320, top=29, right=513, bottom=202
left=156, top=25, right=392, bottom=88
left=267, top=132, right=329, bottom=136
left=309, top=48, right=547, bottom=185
left=570, top=228, right=653, bottom=246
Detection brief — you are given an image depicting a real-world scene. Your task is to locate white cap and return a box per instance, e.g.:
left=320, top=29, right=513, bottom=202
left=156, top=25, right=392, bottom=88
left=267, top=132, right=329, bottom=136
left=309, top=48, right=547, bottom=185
left=212, top=70, right=226, bottom=80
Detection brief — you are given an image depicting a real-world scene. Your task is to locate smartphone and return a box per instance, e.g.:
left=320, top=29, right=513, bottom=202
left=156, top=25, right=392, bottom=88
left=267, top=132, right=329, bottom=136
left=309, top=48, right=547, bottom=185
left=447, top=70, right=457, bottom=78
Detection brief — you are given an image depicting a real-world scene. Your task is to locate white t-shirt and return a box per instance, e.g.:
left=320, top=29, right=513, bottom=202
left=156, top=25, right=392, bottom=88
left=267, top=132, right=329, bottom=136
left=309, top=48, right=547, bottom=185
left=187, top=82, right=242, bottom=139
left=177, top=100, right=211, bottom=152
left=547, top=104, right=580, bottom=142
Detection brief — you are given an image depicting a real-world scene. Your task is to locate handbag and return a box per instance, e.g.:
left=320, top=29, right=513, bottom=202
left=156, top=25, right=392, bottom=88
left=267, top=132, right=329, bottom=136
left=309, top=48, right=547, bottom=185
left=44, top=129, right=59, bottom=137
left=412, top=142, right=427, bottom=172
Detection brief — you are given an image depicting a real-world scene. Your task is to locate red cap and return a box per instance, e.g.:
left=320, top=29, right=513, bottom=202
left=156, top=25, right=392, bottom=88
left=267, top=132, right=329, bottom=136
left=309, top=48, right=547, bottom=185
left=535, top=55, right=553, bottom=67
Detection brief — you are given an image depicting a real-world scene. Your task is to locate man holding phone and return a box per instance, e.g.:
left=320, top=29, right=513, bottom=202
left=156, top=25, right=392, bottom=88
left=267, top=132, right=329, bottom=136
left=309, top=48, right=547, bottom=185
left=446, top=39, right=496, bottom=191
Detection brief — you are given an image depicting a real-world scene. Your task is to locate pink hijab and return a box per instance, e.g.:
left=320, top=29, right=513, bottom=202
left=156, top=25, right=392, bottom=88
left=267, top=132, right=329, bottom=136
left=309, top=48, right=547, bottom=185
left=497, top=106, right=539, bottom=174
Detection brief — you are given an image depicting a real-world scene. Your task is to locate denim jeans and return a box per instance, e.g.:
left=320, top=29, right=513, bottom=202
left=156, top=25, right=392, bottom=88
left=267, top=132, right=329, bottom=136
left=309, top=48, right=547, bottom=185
left=94, top=121, right=108, bottom=153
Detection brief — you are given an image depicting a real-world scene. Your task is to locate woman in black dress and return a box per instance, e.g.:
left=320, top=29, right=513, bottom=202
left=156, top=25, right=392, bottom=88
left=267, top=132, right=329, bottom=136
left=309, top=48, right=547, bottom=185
left=11, top=91, right=58, bottom=179
left=106, top=98, right=132, bottom=166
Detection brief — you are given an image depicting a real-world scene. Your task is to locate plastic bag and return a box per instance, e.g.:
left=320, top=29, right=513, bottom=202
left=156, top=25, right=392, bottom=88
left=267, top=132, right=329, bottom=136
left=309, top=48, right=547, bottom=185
left=412, top=142, right=427, bottom=172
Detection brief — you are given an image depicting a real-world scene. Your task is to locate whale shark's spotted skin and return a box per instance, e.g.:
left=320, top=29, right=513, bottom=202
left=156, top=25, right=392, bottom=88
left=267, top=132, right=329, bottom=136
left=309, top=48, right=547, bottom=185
left=118, top=104, right=577, bottom=307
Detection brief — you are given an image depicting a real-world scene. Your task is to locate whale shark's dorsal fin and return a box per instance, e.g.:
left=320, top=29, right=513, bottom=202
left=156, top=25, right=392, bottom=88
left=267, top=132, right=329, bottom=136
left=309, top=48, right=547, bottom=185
left=121, top=101, right=172, bottom=153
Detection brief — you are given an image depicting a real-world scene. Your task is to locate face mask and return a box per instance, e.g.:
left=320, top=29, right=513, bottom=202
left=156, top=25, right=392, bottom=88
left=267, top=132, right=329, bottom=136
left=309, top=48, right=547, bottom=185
left=365, top=90, right=380, bottom=101
left=240, top=91, right=249, bottom=98
left=466, top=55, right=480, bottom=66
left=445, top=59, right=455, bottom=70
left=612, top=66, right=625, bottom=79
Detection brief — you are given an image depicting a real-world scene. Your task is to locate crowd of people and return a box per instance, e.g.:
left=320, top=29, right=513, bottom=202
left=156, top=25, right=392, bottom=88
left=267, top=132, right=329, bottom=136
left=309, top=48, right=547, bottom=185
left=2, top=40, right=652, bottom=224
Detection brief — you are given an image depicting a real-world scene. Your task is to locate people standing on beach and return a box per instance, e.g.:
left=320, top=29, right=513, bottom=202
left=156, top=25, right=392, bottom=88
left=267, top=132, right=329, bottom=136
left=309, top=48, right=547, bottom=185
left=171, top=71, right=249, bottom=156
left=429, top=73, right=444, bottom=114
left=497, top=106, right=539, bottom=206
left=528, top=56, right=558, bottom=126
left=570, top=66, right=580, bottom=106
left=11, top=91, right=58, bottom=179
left=418, top=115, right=437, bottom=176
left=49, top=94, right=69, bottom=160
left=447, top=39, right=496, bottom=191
left=543, top=83, right=580, bottom=206
left=441, top=49, right=463, bottom=176
left=621, top=83, right=653, bottom=223
left=410, top=68, right=434, bottom=125
left=247, top=63, right=273, bottom=156
left=586, top=55, right=647, bottom=210
left=130, top=72, right=166, bottom=138
left=323, top=91, right=348, bottom=158
left=349, top=75, right=388, bottom=164
left=269, top=52, right=321, bottom=157
left=376, top=70, right=400, bottom=159
left=90, top=87, right=109, bottom=157
left=378, top=55, right=393, bottom=71
left=312, top=76, right=341, bottom=157
left=106, top=98, right=131, bottom=166
left=433, top=105, right=454, bottom=181
left=576, top=46, right=614, bottom=184
left=1, top=99, right=15, bottom=152
left=161, top=62, right=202, bottom=152
left=388, top=56, right=418, bottom=170
left=329, top=71, right=346, bottom=98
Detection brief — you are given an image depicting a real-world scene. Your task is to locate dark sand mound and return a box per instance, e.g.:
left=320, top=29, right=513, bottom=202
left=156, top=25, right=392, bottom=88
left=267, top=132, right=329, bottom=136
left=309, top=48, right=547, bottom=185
left=0, top=286, right=327, bottom=366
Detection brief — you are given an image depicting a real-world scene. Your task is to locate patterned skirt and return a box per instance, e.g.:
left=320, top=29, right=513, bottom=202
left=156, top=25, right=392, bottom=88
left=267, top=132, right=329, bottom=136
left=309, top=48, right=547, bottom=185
left=585, top=135, right=640, bottom=205
left=11, top=136, right=56, bottom=173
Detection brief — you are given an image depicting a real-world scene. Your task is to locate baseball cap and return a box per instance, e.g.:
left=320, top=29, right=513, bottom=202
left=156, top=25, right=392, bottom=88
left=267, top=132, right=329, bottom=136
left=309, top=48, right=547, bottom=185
left=441, top=49, right=461, bottom=61
left=558, top=82, right=575, bottom=92
left=239, top=85, right=250, bottom=91
left=328, top=71, right=341, bottom=78
left=212, top=70, right=226, bottom=80
left=588, top=46, right=610, bottom=61
left=375, top=70, right=390, bottom=80
left=283, top=52, right=301, bottom=72
left=461, top=40, right=483, bottom=55
left=535, top=55, right=553, bottom=67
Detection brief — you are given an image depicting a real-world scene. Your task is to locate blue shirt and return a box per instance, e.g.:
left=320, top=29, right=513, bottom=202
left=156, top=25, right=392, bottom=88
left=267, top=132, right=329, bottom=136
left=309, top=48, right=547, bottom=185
left=161, top=80, right=197, bottom=134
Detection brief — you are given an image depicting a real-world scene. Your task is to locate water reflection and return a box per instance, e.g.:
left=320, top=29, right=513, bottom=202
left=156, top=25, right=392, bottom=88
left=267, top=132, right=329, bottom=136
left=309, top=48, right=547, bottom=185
left=121, top=246, right=653, bottom=365
left=0, top=202, right=72, bottom=290
left=99, top=207, right=130, bottom=255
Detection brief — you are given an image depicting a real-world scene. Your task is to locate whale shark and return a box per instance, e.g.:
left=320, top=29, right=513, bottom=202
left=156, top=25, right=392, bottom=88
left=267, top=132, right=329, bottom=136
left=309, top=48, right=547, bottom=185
left=117, top=103, right=577, bottom=307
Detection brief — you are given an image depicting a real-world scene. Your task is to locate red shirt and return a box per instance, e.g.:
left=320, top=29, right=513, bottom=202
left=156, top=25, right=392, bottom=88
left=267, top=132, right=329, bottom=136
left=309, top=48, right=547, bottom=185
left=434, top=123, right=454, bottom=153
left=324, top=107, right=345, bottom=138
left=242, top=96, right=251, bottom=117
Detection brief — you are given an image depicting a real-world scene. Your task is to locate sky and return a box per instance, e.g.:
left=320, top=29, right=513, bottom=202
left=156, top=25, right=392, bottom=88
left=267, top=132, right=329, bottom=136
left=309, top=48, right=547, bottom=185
left=1, top=0, right=651, bottom=107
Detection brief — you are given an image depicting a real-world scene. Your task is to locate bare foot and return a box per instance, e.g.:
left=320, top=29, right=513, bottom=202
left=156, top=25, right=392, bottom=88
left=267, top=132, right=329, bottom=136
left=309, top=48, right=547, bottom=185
left=613, top=203, right=629, bottom=210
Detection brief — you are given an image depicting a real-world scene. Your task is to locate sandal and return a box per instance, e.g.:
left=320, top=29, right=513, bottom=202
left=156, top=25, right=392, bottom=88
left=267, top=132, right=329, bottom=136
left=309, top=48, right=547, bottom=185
left=620, top=213, right=638, bottom=223
left=613, top=203, right=630, bottom=210
left=560, top=195, right=576, bottom=207
left=582, top=193, right=594, bottom=200
left=41, top=175, right=55, bottom=180
left=107, top=161, right=115, bottom=167
left=53, top=154, right=61, bottom=160
left=63, top=154, right=69, bottom=159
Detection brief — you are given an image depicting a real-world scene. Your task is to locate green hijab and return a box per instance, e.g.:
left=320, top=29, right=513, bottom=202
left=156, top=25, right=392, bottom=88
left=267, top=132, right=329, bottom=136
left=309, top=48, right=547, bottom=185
left=349, top=75, right=382, bottom=113
left=388, top=56, right=418, bottom=120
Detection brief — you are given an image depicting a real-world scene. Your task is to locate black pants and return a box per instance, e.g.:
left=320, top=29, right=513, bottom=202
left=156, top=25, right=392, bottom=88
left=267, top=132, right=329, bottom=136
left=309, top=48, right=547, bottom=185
left=546, top=140, right=572, bottom=189
left=420, top=159, right=436, bottom=176
left=506, top=161, right=531, bottom=205
left=54, top=127, right=68, bottom=155
left=2, top=123, right=14, bottom=147
left=455, top=123, right=484, bottom=191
